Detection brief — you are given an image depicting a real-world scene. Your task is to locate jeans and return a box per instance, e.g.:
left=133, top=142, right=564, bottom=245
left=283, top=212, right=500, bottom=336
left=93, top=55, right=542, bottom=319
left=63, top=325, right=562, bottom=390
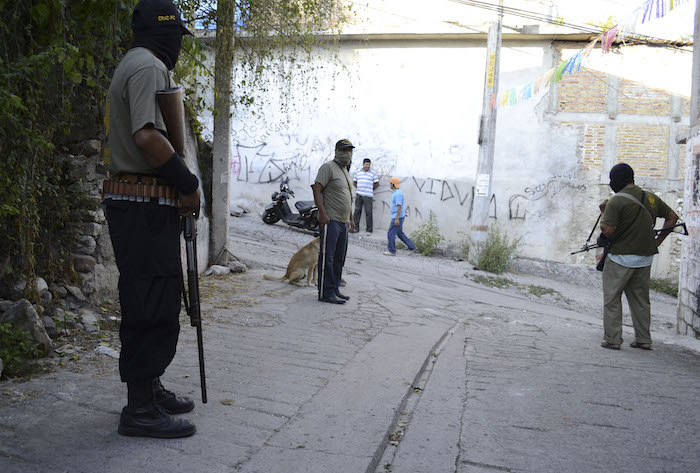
left=318, top=220, right=348, bottom=299
left=353, top=195, right=373, bottom=232
left=387, top=217, right=417, bottom=253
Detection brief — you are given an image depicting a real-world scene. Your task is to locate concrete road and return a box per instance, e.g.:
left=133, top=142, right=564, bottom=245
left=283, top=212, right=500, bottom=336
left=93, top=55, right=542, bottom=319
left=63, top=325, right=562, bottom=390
left=1, top=214, right=698, bottom=473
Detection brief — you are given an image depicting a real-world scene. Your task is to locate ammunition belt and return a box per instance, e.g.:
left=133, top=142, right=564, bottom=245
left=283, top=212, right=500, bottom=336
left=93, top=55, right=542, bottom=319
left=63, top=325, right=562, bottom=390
left=102, top=174, right=178, bottom=207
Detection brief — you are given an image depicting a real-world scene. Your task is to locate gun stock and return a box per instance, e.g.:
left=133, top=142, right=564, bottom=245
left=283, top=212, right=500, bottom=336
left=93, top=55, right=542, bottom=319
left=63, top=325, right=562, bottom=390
left=183, top=216, right=207, bottom=403
left=156, top=87, right=186, bottom=155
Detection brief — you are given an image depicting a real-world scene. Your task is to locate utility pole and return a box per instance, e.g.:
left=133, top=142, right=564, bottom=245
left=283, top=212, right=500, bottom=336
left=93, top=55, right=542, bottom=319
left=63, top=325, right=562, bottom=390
left=690, top=0, right=700, bottom=126
left=210, top=0, right=235, bottom=265
left=471, top=1, right=503, bottom=246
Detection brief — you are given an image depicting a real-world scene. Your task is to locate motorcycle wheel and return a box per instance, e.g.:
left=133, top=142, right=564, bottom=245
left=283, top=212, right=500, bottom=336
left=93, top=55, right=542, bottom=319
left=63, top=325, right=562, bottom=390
left=262, top=209, right=281, bottom=224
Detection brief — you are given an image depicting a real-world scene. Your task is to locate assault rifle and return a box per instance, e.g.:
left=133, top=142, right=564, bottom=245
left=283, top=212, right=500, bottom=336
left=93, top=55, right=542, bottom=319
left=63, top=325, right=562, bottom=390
left=572, top=215, right=688, bottom=255
left=183, top=216, right=207, bottom=403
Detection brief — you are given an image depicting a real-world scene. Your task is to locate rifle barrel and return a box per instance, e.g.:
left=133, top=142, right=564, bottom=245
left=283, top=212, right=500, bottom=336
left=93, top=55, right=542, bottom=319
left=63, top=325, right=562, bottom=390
left=184, top=216, right=207, bottom=403
left=196, top=323, right=207, bottom=403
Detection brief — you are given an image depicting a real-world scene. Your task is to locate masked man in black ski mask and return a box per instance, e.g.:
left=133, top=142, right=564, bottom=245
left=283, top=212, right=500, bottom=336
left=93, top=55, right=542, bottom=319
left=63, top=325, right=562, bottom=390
left=313, top=139, right=356, bottom=304
left=597, top=163, right=678, bottom=351
left=103, top=0, right=200, bottom=438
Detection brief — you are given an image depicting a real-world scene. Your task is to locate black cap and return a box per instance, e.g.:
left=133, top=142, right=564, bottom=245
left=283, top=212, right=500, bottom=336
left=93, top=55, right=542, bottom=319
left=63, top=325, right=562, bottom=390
left=362, top=158, right=371, bottom=164
left=335, top=139, right=355, bottom=150
left=132, top=0, right=193, bottom=36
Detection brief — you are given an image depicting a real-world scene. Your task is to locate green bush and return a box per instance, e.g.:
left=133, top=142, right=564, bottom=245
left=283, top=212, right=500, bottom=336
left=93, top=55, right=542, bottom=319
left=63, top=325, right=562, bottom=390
left=475, top=225, right=520, bottom=274
left=410, top=215, right=444, bottom=256
left=0, top=323, right=43, bottom=377
left=649, top=279, right=678, bottom=298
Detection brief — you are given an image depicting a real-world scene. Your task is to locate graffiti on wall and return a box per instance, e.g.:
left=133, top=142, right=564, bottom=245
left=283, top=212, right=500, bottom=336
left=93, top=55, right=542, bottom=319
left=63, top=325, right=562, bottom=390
left=231, top=135, right=333, bottom=184
left=508, top=175, right=587, bottom=221
left=230, top=133, right=403, bottom=185
left=229, top=130, right=590, bottom=227
left=374, top=176, right=497, bottom=223
left=693, top=153, right=700, bottom=208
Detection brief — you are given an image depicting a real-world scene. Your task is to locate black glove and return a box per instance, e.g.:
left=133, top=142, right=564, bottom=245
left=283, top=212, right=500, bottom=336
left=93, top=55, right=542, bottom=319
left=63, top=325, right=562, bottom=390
left=596, top=233, right=612, bottom=249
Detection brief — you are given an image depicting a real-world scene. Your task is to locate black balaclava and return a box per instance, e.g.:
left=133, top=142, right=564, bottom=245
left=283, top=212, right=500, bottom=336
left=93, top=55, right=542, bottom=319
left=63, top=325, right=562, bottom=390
left=609, top=163, right=634, bottom=193
left=132, top=24, right=183, bottom=70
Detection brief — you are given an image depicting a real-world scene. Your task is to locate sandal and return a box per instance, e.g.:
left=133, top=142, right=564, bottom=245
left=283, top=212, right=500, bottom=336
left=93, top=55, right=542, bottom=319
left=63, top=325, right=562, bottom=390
left=630, top=341, right=652, bottom=350
left=601, top=341, right=621, bottom=350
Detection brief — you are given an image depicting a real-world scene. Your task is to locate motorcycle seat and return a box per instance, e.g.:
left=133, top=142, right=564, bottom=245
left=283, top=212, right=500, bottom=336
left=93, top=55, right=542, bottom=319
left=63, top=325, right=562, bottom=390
left=295, top=201, right=315, bottom=213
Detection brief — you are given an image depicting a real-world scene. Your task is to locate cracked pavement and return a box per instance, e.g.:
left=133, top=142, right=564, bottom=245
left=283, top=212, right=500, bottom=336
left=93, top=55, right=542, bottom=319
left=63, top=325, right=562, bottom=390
left=1, top=214, right=699, bottom=473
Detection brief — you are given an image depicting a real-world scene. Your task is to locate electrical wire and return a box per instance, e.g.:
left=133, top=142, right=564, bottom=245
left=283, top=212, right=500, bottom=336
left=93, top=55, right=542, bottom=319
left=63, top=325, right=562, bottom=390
left=449, top=0, right=692, bottom=53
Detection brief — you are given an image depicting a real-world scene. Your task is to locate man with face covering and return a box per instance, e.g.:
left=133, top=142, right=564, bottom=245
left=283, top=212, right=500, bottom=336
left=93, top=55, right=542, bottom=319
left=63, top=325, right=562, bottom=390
left=313, top=139, right=356, bottom=304
left=103, top=0, right=200, bottom=438
left=597, top=163, right=678, bottom=351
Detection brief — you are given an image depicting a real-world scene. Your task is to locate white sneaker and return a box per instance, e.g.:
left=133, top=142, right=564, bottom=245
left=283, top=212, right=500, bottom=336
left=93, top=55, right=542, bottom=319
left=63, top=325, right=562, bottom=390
left=383, top=251, right=396, bottom=256
left=365, top=232, right=372, bottom=236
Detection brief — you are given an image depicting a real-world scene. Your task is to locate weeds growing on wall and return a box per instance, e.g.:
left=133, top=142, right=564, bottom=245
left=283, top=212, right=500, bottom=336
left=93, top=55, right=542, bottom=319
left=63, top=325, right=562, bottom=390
left=474, top=225, right=520, bottom=274
left=0, top=0, right=135, bottom=294
left=410, top=216, right=444, bottom=256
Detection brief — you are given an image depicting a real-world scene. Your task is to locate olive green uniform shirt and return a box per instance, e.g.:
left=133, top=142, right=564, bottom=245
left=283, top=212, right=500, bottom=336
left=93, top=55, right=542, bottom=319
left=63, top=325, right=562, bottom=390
left=104, top=47, right=171, bottom=175
left=315, top=160, right=353, bottom=222
left=601, top=185, right=672, bottom=256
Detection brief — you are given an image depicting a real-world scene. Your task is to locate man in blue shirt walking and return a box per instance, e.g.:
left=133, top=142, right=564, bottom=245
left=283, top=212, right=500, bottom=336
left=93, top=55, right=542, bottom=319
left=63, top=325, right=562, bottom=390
left=384, top=177, right=417, bottom=256
left=352, top=158, right=379, bottom=235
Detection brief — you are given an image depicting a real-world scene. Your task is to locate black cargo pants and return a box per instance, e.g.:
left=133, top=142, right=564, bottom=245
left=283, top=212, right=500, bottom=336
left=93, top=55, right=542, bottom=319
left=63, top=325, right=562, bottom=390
left=105, top=200, right=182, bottom=383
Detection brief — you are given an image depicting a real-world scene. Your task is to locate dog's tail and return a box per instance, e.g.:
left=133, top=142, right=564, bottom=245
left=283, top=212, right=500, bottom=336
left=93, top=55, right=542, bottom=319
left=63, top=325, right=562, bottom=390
left=263, top=274, right=286, bottom=281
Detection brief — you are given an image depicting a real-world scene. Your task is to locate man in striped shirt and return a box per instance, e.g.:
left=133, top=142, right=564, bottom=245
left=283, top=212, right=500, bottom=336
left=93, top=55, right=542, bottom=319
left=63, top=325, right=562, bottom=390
left=352, top=158, right=379, bottom=235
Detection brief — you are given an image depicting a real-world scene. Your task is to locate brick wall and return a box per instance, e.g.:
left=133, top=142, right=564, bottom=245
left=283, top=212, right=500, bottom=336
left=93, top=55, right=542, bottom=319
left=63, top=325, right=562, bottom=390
left=618, top=80, right=672, bottom=116
left=616, top=125, right=669, bottom=178
left=580, top=124, right=605, bottom=171
left=557, top=68, right=606, bottom=113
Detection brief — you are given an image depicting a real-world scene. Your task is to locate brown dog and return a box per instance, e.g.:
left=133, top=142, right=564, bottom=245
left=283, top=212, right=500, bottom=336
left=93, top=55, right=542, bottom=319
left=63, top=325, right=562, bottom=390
left=263, top=237, right=320, bottom=286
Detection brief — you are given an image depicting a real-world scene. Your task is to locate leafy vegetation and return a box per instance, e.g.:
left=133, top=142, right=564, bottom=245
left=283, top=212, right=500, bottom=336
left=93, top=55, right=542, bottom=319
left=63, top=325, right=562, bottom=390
left=0, top=323, right=43, bottom=377
left=457, top=231, right=471, bottom=260
left=469, top=275, right=563, bottom=301
left=474, top=225, right=520, bottom=274
left=587, top=15, right=617, bottom=31
left=0, top=0, right=351, bottom=297
left=409, top=215, right=444, bottom=256
left=650, top=278, right=678, bottom=298
left=176, top=1, right=352, bottom=128
left=471, top=274, right=514, bottom=289
left=0, top=0, right=135, bottom=295
left=527, top=284, right=558, bottom=297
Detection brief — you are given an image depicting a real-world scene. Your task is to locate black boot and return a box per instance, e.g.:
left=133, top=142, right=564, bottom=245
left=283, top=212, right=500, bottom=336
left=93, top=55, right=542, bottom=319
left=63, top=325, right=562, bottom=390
left=118, top=380, right=196, bottom=438
left=118, top=404, right=196, bottom=438
left=153, top=377, right=195, bottom=414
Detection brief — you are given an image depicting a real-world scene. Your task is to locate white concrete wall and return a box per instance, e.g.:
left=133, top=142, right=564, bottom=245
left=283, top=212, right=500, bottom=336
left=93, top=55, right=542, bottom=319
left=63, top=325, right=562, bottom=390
left=198, top=37, right=686, bottom=276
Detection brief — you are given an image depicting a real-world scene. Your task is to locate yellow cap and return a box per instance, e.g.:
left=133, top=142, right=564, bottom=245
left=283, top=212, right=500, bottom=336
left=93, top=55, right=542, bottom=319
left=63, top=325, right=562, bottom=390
left=390, top=177, right=401, bottom=188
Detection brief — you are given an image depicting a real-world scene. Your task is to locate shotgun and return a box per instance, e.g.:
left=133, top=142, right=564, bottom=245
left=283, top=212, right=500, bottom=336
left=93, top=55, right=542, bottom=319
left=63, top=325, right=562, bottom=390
left=183, top=215, right=207, bottom=403
left=157, top=87, right=207, bottom=403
